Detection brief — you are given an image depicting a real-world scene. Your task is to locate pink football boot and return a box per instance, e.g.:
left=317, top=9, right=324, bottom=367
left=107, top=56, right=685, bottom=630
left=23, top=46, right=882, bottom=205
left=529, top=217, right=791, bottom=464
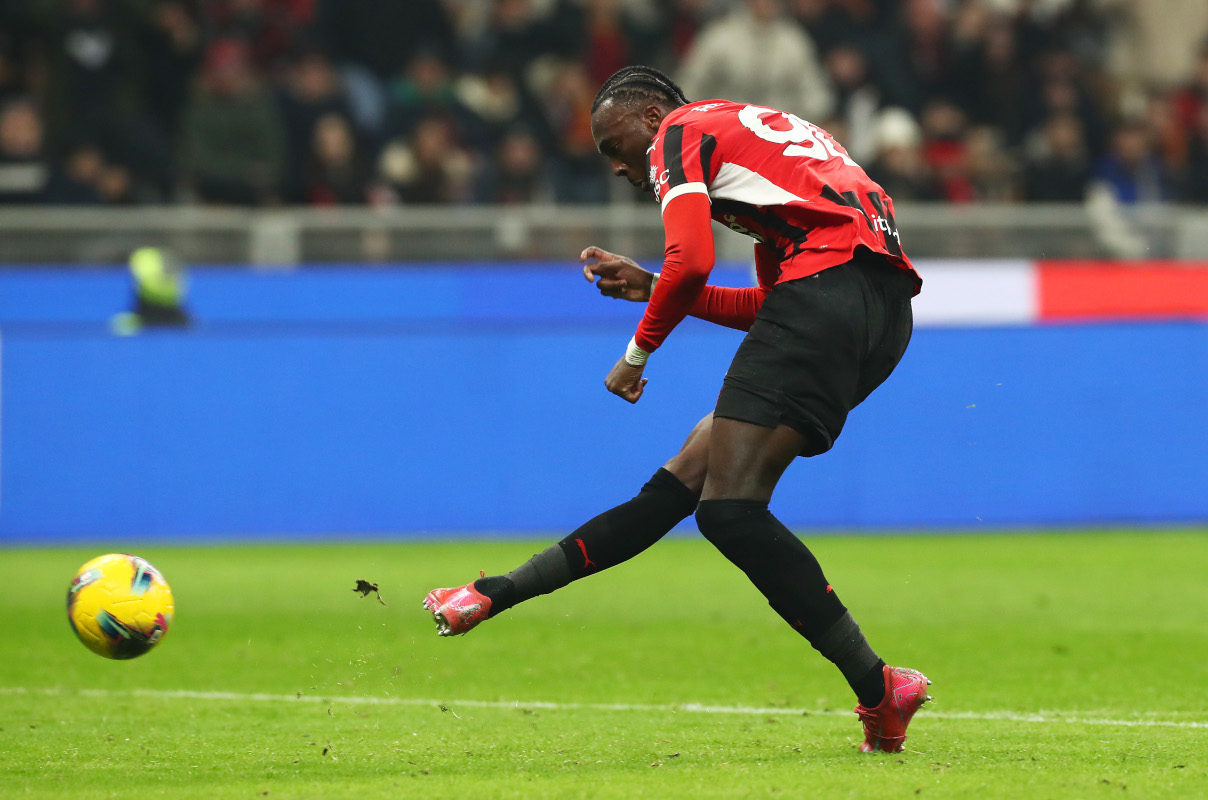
left=422, top=573, right=492, bottom=636
left=854, top=665, right=932, bottom=753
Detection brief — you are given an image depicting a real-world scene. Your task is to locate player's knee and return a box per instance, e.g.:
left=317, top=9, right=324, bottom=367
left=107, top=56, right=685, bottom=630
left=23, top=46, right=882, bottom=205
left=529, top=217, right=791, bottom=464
left=695, top=498, right=768, bottom=546
left=664, top=414, right=712, bottom=494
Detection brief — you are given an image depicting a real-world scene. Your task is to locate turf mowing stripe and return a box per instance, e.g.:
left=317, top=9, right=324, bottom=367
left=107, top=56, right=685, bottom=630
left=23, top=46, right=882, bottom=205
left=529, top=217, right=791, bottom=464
left=3, top=686, right=1206, bottom=730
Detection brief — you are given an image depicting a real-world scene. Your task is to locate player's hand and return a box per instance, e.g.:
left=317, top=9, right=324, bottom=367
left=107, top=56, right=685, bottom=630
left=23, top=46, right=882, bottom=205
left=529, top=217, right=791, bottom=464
left=604, top=357, right=648, bottom=404
left=580, top=246, right=655, bottom=302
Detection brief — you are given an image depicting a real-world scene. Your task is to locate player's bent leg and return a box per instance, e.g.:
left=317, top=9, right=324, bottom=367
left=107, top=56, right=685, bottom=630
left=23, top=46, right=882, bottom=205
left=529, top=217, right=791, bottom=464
left=422, top=417, right=710, bottom=636
left=695, top=417, right=895, bottom=710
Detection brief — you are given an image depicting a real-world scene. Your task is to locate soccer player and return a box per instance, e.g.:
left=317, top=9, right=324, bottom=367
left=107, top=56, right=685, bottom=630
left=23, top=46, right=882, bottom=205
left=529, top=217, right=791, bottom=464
left=423, top=66, right=931, bottom=753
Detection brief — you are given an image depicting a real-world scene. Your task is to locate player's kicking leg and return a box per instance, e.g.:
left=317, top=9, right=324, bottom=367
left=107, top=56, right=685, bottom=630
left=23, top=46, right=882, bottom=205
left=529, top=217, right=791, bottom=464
left=422, top=414, right=712, bottom=636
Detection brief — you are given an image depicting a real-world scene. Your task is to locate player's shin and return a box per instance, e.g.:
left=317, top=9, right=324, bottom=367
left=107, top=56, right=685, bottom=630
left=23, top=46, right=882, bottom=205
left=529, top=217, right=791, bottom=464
left=475, top=468, right=699, bottom=616
left=694, top=499, right=886, bottom=707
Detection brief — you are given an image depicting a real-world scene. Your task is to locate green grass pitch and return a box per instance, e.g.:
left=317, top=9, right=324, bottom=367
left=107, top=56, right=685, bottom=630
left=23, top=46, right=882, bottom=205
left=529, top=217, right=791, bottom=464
left=2, top=531, right=1206, bottom=799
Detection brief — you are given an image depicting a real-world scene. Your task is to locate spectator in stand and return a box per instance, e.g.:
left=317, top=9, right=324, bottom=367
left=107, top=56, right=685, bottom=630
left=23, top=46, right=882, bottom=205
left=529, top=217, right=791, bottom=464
left=1027, top=47, right=1111, bottom=159
left=49, top=140, right=143, bottom=204
left=1183, top=103, right=1208, bottom=203
left=678, top=0, right=833, bottom=121
left=1090, top=119, right=1175, bottom=205
left=198, top=0, right=315, bottom=70
left=824, top=43, right=882, bottom=164
left=0, top=98, right=54, bottom=204
left=315, top=0, right=454, bottom=82
left=1172, top=44, right=1208, bottom=143
left=137, top=0, right=204, bottom=139
left=1022, top=112, right=1092, bottom=201
left=457, top=0, right=546, bottom=79
left=314, top=0, right=455, bottom=137
left=298, top=112, right=372, bottom=205
left=652, top=0, right=713, bottom=71
left=382, top=51, right=467, bottom=145
left=1086, top=118, right=1177, bottom=258
left=864, top=106, right=942, bottom=202
left=1143, top=89, right=1187, bottom=178
left=180, top=38, right=287, bottom=205
left=41, top=0, right=141, bottom=145
left=0, top=2, right=36, bottom=109
left=377, top=115, right=475, bottom=205
left=547, top=0, right=633, bottom=89
left=95, top=157, right=137, bottom=203
left=1095, top=0, right=1208, bottom=92
left=276, top=46, right=356, bottom=178
left=872, top=0, right=951, bottom=114
left=36, top=0, right=174, bottom=201
left=533, top=0, right=668, bottom=89
left=51, top=142, right=106, bottom=204
left=962, top=124, right=1017, bottom=202
left=920, top=97, right=973, bottom=203
left=533, top=59, right=609, bottom=204
left=455, top=64, right=547, bottom=154
left=476, top=126, right=552, bottom=204
left=948, top=6, right=1031, bottom=146
left=791, top=0, right=881, bottom=58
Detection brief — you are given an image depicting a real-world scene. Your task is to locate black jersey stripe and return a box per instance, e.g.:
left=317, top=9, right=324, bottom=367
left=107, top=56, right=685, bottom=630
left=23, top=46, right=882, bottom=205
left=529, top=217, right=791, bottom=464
left=866, top=192, right=903, bottom=257
left=665, top=124, right=687, bottom=186
left=820, top=185, right=873, bottom=231
left=698, top=132, right=718, bottom=184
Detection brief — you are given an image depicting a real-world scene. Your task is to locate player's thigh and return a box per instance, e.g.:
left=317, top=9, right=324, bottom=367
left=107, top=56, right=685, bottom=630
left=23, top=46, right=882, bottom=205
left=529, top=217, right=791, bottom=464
left=663, top=412, right=713, bottom=495
left=715, top=270, right=863, bottom=457
left=700, top=417, right=806, bottom=503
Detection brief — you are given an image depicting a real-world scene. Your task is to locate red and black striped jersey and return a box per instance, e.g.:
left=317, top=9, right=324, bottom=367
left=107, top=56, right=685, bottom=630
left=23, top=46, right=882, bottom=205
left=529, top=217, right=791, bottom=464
left=633, top=100, right=920, bottom=353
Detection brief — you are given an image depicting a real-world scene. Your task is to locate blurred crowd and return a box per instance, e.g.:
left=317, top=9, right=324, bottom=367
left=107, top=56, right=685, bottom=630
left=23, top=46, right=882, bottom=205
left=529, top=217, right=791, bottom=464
left=3, top=0, right=1208, bottom=209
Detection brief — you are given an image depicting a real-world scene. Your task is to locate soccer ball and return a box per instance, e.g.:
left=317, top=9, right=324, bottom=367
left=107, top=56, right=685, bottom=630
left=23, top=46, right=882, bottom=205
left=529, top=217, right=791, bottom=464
left=67, top=554, right=174, bottom=659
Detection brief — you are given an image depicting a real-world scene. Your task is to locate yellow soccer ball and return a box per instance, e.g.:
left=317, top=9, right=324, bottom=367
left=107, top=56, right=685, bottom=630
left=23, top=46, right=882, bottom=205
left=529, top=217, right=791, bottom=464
left=67, top=554, right=174, bottom=659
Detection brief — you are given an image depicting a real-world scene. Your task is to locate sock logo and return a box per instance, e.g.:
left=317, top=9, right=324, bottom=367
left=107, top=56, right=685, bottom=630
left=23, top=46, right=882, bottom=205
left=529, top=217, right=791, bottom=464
left=826, top=584, right=833, bottom=593
left=575, top=538, right=597, bottom=570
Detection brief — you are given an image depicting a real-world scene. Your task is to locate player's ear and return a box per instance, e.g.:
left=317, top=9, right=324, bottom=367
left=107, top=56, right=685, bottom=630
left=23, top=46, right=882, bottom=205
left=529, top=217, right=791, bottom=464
left=643, top=104, right=664, bottom=133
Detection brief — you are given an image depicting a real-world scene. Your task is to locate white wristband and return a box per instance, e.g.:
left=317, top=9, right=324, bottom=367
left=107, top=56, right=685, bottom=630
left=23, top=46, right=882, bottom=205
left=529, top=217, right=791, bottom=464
left=624, top=336, right=650, bottom=367
left=650, top=272, right=660, bottom=294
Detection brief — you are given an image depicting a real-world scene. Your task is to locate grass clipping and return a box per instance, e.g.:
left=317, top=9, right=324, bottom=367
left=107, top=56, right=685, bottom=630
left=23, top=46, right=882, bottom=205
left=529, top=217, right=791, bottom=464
left=353, top=579, right=386, bottom=605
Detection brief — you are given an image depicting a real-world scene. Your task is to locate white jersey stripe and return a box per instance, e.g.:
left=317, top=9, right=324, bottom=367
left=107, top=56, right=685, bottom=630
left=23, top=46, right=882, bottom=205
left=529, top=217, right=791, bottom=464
left=660, top=181, right=709, bottom=212
left=708, top=161, right=806, bottom=207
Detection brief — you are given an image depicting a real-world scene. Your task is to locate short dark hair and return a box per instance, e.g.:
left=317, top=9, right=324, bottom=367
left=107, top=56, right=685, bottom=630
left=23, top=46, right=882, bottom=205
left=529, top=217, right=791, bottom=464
left=591, top=66, right=689, bottom=114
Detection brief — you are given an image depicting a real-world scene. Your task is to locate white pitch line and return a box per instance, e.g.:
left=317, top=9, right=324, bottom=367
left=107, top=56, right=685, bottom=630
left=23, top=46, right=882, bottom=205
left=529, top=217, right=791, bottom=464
left=2, top=686, right=1206, bottom=730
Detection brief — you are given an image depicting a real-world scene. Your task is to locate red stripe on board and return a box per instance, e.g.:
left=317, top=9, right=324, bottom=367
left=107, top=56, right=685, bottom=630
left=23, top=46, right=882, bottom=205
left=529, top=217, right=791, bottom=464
left=1038, top=261, right=1208, bottom=321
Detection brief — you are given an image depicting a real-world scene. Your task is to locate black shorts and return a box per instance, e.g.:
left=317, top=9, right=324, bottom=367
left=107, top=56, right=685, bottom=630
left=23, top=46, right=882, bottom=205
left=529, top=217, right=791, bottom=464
left=714, top=248, right=915, bottom=457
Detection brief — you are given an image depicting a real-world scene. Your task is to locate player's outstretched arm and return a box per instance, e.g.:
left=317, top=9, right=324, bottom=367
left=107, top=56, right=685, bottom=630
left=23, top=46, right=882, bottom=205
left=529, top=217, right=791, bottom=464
left=580, top=246, right=657, bottom=302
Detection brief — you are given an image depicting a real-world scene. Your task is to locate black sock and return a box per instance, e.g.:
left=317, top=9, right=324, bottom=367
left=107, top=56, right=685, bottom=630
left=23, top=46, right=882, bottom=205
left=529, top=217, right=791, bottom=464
left=814, top=611, right=886, bottom=707
left=557, top=468, right=698, bottom=579
left=852, top=660, right=888, bottom=708
left=473, top=575, right=516, bottom=614
left=475, top=468, right=698, bottom=615
left=696, top=499, right=884, bottom=703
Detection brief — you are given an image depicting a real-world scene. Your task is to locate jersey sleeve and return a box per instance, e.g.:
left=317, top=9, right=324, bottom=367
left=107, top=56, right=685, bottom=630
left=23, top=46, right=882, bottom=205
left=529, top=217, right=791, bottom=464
left=687, top=244, right=779, bottom=331
left=631, top=120, right=726, bottom=353
left=633, top=191, right=714, bottom=353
